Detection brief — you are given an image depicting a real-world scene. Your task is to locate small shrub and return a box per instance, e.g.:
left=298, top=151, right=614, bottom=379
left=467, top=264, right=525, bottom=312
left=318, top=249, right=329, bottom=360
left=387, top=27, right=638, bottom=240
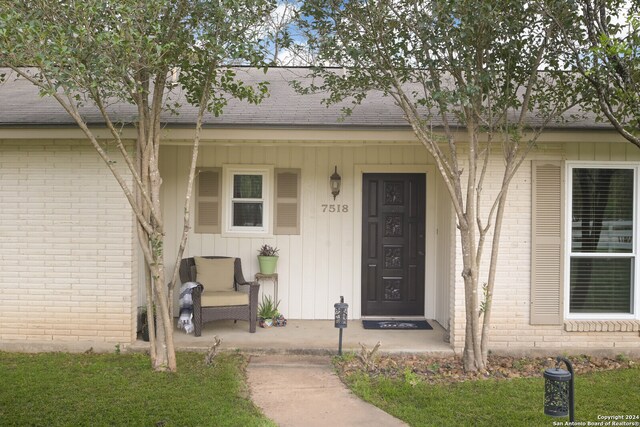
left=335, top=352, right=357, bottom=363
left=616, top=353, right=629, bottom=362
left=403, top=368, right=421, bottom=387
left=204, top=336, right=222, bottom=366
left=428, top=362, right=440, bottom=373
left=258, top=244, right=279, bottom=257
left=512, top=359, right=526, bottom=371
left=257, top=295, right=280, bottom=320
left=357, top=342, right=381, bottom=371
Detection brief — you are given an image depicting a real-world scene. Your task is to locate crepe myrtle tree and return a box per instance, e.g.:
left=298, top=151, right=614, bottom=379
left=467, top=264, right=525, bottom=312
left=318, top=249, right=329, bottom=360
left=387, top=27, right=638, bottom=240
left=543, top=0, right=640, bottom=148
left=258, top=1, right=320, bottom=66
left=0, top=0, right=274, bottom=372
left=260, top=0, right=300, bottom=65
left=299, top=0, right=577, bottom=371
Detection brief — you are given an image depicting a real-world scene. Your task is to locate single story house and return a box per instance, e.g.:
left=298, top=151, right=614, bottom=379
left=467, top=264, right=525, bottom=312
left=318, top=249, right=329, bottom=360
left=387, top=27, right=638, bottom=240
left=1, top=67, right=639, bottom=354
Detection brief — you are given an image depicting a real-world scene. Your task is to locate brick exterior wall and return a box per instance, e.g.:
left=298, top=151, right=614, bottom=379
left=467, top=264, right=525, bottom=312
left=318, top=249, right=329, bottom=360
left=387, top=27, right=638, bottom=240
left=0, top=140, right=136, bottom=350
left=2, top=137, right=638, bottom=355
left=451, top=151, right=640, bottom=355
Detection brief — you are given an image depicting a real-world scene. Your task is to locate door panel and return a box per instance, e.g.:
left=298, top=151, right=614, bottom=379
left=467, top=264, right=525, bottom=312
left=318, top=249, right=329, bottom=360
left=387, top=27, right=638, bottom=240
left=362, top=173, right=426, bottom=316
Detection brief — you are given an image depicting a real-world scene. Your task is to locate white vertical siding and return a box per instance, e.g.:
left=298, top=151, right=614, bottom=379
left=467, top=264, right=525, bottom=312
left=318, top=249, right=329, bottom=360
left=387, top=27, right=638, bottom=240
left=435, top=174, right=453, bottom=330
left=157, top=142, right=447, bottom=320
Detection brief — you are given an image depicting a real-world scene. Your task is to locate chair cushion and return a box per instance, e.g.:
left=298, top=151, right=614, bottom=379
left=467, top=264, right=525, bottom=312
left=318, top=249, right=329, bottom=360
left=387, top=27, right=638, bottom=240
left=201, top=291, right=249, bottom=307
left=194, top=257, right=235, bottom=292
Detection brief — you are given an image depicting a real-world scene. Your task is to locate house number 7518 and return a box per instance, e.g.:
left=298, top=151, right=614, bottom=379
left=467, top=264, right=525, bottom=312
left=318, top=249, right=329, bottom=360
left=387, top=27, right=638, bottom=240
left=322, top=204, right=349, bottom=213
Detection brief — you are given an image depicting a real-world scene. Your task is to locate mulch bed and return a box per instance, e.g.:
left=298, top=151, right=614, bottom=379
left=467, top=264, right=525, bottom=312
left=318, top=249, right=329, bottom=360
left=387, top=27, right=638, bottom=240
left=335, top=353, right=639, bottom=385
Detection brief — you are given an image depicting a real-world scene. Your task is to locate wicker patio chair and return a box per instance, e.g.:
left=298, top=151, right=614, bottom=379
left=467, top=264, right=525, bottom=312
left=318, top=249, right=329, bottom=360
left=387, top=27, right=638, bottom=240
left=179, top=256, right=259, bottom=335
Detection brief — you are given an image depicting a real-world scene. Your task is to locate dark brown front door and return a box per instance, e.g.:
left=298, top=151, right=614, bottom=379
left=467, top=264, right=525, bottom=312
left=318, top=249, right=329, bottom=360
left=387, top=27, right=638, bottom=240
left=362, top=173, right=426, bottom=316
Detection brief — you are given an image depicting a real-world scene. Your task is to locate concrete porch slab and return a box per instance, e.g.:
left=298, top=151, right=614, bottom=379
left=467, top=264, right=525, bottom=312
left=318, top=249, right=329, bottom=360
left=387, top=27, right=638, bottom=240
left=129, top=319, right=455, bottom=355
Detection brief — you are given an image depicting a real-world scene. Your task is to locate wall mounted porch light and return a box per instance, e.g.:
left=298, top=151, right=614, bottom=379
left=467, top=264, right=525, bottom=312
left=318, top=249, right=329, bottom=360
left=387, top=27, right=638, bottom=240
left=330, top=166, right=341, bottom=200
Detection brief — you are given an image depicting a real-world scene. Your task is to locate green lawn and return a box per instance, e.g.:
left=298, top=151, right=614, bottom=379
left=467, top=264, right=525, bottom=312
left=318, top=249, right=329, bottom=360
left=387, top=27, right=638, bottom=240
left=0, top=351, right=274, bottom=427
left=343, top=367, right=640, bottom=427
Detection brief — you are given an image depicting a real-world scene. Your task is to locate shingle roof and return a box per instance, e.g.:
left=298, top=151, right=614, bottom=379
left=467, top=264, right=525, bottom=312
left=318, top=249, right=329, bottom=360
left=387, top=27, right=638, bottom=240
left=0, top=67, right=609, bottom=130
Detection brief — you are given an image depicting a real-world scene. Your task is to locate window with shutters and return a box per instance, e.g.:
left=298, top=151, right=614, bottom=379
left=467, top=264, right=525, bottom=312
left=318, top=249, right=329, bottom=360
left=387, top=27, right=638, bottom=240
left=566, top=163, right=639, bottom=319
left=223, top=166, right=272, bottom=235
left=195, top=166, right=300, bottom=236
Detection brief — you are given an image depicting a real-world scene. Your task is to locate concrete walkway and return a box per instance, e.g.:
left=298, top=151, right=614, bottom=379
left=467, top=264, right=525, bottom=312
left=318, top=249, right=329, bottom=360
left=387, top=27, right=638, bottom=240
left=247, top=355, right=408, bottom=427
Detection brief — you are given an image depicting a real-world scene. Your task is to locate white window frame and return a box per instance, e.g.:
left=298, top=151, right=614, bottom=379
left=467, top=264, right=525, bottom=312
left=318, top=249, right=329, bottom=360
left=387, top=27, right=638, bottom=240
left=222, top=165, right=273, bottom=236
left=564, top=161, right=640, bottom=320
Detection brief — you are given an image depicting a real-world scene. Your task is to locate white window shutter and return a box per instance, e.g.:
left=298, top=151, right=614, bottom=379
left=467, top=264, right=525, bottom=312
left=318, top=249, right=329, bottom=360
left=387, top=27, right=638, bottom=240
left=194, top=168, right=221, bottom=234
left=274, top=169, right=301, bottom=235
left=530, top=161, right=564, bottom=325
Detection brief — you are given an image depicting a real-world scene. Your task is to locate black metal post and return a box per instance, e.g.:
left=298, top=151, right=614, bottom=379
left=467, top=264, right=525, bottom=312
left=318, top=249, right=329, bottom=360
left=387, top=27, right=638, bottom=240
left=334, top=296, right=348, bottom=356
left=556, top=357, right=575, bottom=422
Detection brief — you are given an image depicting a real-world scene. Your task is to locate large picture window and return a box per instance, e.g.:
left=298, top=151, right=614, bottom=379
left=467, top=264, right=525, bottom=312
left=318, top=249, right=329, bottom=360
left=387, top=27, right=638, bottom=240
left=567, top=165, right=637, bottom=317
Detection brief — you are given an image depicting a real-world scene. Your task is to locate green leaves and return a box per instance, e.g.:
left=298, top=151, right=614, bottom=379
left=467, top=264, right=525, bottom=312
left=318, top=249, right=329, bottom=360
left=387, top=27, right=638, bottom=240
left=546, top=0, right=640, bottom=147
left=0, top=0, right=276, bottom=117
left=296, top=2, right=581, bottom=372
left=298, top=0, right=575, bottom=133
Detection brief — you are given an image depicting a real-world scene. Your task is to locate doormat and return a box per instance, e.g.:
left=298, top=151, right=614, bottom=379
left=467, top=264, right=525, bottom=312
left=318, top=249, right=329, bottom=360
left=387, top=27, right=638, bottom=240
left=362, top=320, right=432, bottom=330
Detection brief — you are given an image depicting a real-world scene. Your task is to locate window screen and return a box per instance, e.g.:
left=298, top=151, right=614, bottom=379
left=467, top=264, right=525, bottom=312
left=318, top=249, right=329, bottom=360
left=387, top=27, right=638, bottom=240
left=231, top=174, right=264, bottom=228
left=569, top=168, right=635, bottom=314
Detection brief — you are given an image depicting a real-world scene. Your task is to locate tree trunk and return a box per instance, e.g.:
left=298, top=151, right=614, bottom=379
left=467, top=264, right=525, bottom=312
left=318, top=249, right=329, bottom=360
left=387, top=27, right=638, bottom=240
left=141, top=250, right=157, bottom=363
left=459, top=222, right=484, bottom=371
left=144, top=257, right=176, bottom=372
left=480, top=179, right=510, bottom=361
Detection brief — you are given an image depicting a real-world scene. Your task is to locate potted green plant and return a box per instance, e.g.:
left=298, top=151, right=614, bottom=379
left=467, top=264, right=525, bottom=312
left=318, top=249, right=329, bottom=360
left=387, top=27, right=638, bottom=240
left=139, top=305, right=155, bottom=342
left=257, top=244, right=279, bottom=274
left=257, top=294, right=280, bottom=328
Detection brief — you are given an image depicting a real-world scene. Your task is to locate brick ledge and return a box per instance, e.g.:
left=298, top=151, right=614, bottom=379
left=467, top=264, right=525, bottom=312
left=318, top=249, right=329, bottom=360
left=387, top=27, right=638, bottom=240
left=564, top=320, right=640, bottom=332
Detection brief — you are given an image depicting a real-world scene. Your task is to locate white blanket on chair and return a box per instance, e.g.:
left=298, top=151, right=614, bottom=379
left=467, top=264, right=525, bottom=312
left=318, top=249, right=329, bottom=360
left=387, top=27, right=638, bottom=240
left=177, top=281, right=199, bottom=334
